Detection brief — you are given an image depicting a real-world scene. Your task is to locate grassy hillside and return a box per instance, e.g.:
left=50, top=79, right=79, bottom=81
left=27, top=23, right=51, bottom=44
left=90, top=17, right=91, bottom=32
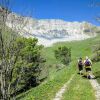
left=62, top=73, right=95, bottom=100
left=16, top=35, right=100, bottom=100
left=93, top=62, right=100, bottom=83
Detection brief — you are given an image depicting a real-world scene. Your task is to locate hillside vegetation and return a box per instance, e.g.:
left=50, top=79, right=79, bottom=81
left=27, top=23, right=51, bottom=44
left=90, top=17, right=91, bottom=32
left=0, top=26, right=47, bottom=99
left=0, top=4, right=100, bottom=100
left=16, top=35, right=100, bottom=100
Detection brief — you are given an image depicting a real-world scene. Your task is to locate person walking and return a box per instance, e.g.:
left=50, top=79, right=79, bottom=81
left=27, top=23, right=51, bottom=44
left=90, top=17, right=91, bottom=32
left=78, top=57, right=83, bottom=75
left=84, top=56, right=92, bottom=79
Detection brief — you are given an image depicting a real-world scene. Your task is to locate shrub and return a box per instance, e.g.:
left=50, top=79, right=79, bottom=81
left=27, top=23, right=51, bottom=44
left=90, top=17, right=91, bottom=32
left=92, top=44, right=100, bottom=62
left=92, top=50, right=100, bottom=62
left=54, top=46, right=71, bottom=66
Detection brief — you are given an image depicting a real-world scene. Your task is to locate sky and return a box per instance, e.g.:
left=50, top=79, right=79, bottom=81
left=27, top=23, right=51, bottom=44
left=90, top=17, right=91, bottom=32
left=0, top=0, right=100, bottom=25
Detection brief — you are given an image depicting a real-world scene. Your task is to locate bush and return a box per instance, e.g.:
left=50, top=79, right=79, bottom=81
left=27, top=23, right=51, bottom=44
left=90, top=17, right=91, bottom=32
left=54, top=46, right=71, bottom=65
left=92, top=50, right=100, bottom=62
left=5, top=37, right=46, bottom=96
left=92, top=44, right=100, bottom=62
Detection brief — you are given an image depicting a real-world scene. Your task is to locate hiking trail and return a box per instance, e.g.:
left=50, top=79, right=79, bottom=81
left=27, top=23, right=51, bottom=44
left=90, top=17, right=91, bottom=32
left=89, top=78, right=100, bottom=100
left=53, top=74, right=75, bottom=100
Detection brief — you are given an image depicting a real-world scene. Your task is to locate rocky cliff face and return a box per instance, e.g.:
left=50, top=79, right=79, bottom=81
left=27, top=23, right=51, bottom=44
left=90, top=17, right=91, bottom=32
left=3, top=8, right=98, bottom=46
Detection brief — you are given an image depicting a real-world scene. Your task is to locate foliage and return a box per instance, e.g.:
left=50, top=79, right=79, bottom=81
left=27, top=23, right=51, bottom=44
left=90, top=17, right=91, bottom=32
left=92, top=61, right=100, bottom=84
left=16, top=65, right=75, bottom=100
left=11, top=38, right=46, bottom=94
left=92, top=44, right=100, bottom=62
left=54, top=46, right=71, bottom=65
left=0, top=36, right=46, bottom=98
left=17, top=35, right=100, bottom=100
left=0, top=3, right=46, bottom=99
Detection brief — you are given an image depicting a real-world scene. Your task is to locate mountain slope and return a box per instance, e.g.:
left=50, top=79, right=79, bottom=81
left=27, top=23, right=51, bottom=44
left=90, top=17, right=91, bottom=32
left=4, top=10, right=99, bottom=46
left=16, top=35, right=100, bottom=100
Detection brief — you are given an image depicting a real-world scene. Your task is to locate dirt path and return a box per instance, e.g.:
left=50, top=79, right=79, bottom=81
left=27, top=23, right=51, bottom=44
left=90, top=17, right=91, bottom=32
left=53, top=74, right=75, bottom=100
left=89, top=77, right=100, bottom=100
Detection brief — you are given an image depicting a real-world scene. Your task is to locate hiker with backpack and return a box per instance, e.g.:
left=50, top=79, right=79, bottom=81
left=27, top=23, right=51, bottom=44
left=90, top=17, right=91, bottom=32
left=84, top=56, right=92, bottom=79
left=78, top=57, right=84, bottom=75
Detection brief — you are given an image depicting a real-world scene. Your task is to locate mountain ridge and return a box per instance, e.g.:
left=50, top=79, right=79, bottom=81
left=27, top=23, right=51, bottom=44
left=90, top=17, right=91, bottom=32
left=0, top=7, right=98, bottom=46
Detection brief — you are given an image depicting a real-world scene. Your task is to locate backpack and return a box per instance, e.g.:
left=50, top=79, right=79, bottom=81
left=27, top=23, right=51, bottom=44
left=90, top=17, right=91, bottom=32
left=85, top=59, right=91, bottom=66
left=78, top=60, right=83, bottom=66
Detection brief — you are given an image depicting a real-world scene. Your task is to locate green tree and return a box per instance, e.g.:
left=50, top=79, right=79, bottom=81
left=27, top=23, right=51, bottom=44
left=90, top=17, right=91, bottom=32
left=0, top=1, right=44, bottom=99
left=10, top=38, right=46, bottom=95
left=54, top=46, right=71, bottom=65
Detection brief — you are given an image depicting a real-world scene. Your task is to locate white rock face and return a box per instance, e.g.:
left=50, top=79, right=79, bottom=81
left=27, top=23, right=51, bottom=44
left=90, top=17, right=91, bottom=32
left=6, top=12, right=97, bottom=47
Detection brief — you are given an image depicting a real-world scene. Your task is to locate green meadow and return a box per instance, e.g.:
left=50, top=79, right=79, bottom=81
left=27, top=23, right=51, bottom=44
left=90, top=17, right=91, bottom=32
left=16, top=35, right=100, bottom=100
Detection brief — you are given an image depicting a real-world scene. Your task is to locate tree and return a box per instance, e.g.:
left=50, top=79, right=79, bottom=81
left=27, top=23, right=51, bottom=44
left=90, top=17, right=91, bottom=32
left=10, top=38, right=45, bottom=96
left=54, top=46, right=71, bottom=66
left=0, top=0, right=43, bottom=99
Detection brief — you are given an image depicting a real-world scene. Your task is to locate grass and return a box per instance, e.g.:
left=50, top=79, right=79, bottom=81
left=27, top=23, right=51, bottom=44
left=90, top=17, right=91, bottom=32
left=16, top=35, right=100, bottom=100
left=92, top=61, right=100, bottom=83
left=62, top=74, right=95, bottom=100
left=16, top=62, right=75, bottom=100
left=61, top=36, right=100, bottom=100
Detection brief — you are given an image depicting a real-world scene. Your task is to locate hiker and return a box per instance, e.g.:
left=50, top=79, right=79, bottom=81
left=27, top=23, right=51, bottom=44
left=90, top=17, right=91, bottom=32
left=77, top=57, right=83, bottom=75
left=84, top=56, right=92, bottom=79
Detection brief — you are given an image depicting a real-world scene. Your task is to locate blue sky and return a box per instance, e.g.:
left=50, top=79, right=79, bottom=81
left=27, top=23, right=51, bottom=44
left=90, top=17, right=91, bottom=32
left=1, top=0, right=100, bottom=25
